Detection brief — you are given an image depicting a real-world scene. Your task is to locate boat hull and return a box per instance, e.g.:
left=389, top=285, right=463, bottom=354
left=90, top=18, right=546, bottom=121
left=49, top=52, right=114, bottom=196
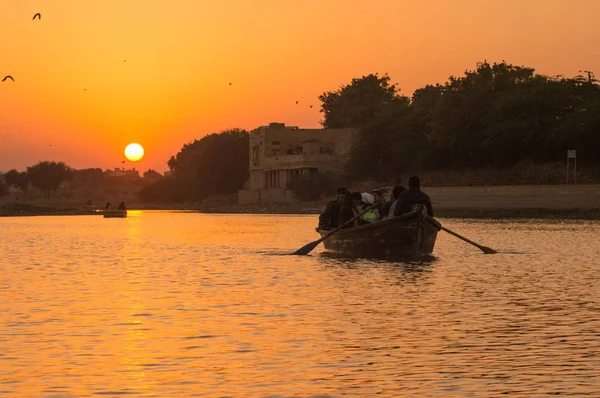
left=103, top=209, right=127, bottom=218
left=317, top=207, right=439, bottom=260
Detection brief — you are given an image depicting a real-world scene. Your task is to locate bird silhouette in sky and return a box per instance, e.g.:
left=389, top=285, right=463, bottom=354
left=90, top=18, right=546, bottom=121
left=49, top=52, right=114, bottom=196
left=2, top=76, right=14, bottom=82
left=121, top=160, right=126, bottom=163
left=84, top=89, right=87, bottom=91
left=310, top=105, right=313, bottom=108
left=228, top=82, right=232, bottom=86
left=296, top=101, right=299, bottom=105
left=33, top=13, right=41, bottom=20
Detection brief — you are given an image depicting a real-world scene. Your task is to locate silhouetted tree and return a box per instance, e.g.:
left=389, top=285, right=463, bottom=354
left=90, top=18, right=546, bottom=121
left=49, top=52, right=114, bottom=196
left=345, top=61, right=600, bottom=179
left=0, top=177, right=8, bottom=198
left=319, top=73, right=409, bottom=128
left=166, top=128, right=249, bottom=198
left=4, top=169, right=29, bottom=199
left=27, top=161, right=72, bottom=199
left=138, top=177, right=202, bottom=203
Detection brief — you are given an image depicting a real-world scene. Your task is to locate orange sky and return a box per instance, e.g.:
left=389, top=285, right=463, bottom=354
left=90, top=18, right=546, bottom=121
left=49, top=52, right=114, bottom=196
left=1, top=0, right=599, bottom=173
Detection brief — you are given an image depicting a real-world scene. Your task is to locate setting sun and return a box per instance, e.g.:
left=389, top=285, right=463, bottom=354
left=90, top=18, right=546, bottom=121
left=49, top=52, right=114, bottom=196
left=124, top=143, right=144, bottom=162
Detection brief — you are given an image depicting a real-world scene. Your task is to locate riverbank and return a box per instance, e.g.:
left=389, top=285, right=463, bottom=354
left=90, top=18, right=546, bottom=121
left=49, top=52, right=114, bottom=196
left=3, top=186, right=600, bottom=219
left=0, top=203, right=99, bottom=217
left=6, top=202, right=600, bottom=219
left=182, top=202, right=600, bottom=220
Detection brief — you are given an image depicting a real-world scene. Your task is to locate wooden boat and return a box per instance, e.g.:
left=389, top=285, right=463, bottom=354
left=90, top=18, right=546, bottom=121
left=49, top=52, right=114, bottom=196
left=103, top=208, right=127, bottom=218
left=316, top=205, right=440, bottom=260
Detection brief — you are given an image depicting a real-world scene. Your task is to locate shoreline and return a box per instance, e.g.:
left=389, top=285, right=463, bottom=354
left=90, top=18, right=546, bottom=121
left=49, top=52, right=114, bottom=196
left=2, top=202, right=600, bottom=220
left=194, top=206, right=600, bottom=220
left=0, top=203, right=99, bottom=217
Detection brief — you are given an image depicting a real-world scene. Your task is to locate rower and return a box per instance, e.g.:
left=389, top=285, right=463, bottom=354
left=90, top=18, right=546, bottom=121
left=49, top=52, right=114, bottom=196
left=317, top=187, right=349, bottom=230
left=393, top=176, right=434, bottom=217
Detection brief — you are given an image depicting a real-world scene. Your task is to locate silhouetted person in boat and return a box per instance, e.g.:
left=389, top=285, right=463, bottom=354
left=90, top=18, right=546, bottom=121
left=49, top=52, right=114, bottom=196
left=385, top=185, right=407, bottom=219
left=359, top=192, right=378, bottom=223
left=117, top=202, right=126, bottom=210
left=317, top=187, right=349, bottom=230
left=372, top=189, right=387, bottom=218
left=105, top=202, right=112, bottom=210
left=338, top=191, right=364, bottom=228
left=394, top=176, right=434, bottom=217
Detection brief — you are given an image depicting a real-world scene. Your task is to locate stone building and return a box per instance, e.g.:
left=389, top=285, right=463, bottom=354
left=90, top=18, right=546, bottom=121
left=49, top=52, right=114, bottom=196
left=238, top=122, right=356, bottom=204
left=105, top=168, right=140, bottom=178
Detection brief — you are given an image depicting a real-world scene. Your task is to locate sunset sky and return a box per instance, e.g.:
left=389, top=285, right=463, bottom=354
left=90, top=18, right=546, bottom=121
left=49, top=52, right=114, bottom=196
left=1, top=0, right=599, bottom=173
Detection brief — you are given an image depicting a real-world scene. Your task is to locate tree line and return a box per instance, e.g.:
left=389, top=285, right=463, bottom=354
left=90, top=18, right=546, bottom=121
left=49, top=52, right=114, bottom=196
left=1, top=161, right=71, bottom=200
left=0, top=161, right=164, bottom=200
left=325, top=61, right=600, bottom=181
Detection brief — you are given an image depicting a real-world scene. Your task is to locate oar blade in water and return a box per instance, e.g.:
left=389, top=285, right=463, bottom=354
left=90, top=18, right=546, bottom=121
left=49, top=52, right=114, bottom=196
left=291, top=239, right=322, bottom=256
left=481, top=246, right=498, bottom=254
left=428, top=216, right=498, bottom=255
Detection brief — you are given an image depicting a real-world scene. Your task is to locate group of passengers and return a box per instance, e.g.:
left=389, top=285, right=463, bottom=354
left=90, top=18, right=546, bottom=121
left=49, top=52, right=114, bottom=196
left=105, top=202, right=127, bottom=210
left=317, top=176, right=433, bottom=230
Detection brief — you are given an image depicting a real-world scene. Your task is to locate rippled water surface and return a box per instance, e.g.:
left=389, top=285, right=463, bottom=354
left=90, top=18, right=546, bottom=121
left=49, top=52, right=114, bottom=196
left=1, top=212, right=599, bottom=397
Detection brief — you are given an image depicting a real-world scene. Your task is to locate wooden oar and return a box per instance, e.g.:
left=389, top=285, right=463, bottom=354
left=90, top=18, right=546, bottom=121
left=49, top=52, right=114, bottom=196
left=291, top=203, right=379, bottom=255
left=425, top=215, right=497, bottom=254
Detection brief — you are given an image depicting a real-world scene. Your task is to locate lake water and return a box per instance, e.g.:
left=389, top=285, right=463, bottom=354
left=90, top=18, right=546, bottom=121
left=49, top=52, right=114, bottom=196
left=0, top=212, right=599, bottom=397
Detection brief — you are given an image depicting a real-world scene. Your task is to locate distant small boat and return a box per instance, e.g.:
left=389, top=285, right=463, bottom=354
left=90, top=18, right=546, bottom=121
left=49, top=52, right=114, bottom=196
left=316, top=205, right=440, bottom=260
left=103, top=209, right=127, bottom=218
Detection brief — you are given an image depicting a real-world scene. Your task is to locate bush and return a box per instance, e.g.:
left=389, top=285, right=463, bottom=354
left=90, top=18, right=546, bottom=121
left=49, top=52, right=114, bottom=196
left=287, top=172, right=335, bottom=202
left=138, top=177, right=204, bottom=203
left=61, top=190, right=76, bottom=199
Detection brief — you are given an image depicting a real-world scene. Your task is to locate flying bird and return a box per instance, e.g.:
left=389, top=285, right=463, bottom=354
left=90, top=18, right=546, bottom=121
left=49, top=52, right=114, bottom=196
left=33, top=13, right=41, bottom=20
left=83, top=89, right=87, bottom=91
left=309, top=105, right=313, bottom=108
left=2, top=75, right=14, bottom=82
left=295, top=101, right=299, bottom=105
left=121, top=160, right=126, bottom=163
left=228, top=82, right=232, bottom=86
